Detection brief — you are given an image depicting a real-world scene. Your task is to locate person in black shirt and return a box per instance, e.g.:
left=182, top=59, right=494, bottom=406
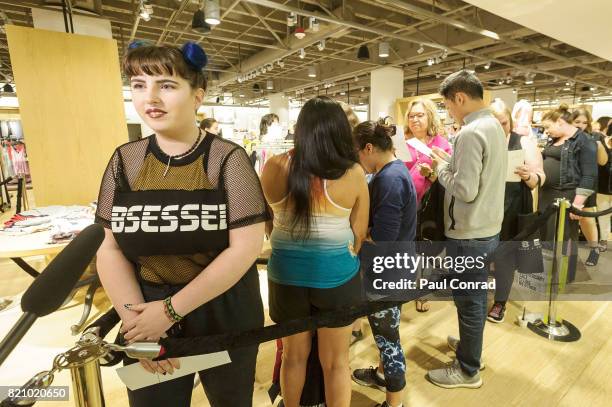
left=95, top=42, right=267, bottom=407
left=540, top=104, right=597, bottom=282
left=570, top=108, right=607, bottom=265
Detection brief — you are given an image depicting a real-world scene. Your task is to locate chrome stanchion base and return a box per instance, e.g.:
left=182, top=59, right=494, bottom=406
left=528, top=319, right=581, bottom=342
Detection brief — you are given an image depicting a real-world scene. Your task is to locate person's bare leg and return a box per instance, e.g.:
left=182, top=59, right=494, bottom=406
left=579, top=208, right=599, bottom=245
left=318, top=325, right=352, bottom=407
left=281, top=331, right=312, bottom=407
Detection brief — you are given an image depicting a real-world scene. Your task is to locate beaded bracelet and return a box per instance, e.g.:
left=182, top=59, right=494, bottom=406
left=163, top=296, right=183, bottom=323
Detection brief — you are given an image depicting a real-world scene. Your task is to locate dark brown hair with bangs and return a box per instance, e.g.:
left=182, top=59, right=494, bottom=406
left=123, top=45, right=207, bottom=91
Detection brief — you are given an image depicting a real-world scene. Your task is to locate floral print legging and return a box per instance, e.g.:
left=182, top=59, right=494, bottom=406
left=367, top=305, right=406, bottom=392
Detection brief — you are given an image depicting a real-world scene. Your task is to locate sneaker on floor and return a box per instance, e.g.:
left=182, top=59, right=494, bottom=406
left=351, top=366, right=387, bottom=392
left=427, top=359, right=482, bottom=389
left=487, top=302, right=506, bottom=323
left=586, top=248, right=600, bottom=266
left=446, top=336, right=485, bottom=370
left=350, top=329, right=364, bottom=346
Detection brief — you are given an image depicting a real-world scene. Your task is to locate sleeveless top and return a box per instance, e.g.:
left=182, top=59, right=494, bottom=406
left=267, top=178, right=359, bottom=289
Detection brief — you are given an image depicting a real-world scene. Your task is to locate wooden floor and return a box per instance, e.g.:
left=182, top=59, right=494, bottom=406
left=1, top=194, right=611, bottom=406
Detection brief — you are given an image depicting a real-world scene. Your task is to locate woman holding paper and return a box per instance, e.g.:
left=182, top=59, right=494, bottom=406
left=403, top=99, right=451, bottom=312
left=403, top=99, right=452, bottom=204
left=487, top=101, right=545, bottom=323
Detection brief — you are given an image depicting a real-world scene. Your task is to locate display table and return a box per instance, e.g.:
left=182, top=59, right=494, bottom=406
left=0, top=229, right=100, bottom=335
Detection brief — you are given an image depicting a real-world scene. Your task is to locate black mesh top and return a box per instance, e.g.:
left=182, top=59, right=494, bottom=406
left=95, top=133, right=269, bottom=284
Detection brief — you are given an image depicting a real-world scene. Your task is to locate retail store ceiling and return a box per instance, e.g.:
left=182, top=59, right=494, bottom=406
left=464, top=0, right=612, bottom=63
left=0, top=0, right=611, bottom=105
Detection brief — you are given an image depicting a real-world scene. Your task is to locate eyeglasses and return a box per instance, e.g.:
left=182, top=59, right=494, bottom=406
left=408, top=113, right=426, bottom=120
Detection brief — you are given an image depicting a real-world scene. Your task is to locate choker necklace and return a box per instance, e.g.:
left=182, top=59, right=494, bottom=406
left=161, top=130, right=203, bottom=177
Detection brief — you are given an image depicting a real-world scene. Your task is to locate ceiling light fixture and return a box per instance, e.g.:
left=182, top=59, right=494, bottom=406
left=192, top=1, right=211, bottom=33
left=299, top=48, right=306, bottom=59
left=308, top=66, right=316, bottom=78
left=287, top=12, right=297, bottom=27
left=139, top=0, right=152, bottom=21
left=427, top=58, right=434, bottom=66
left=294, top=26, right=306, bottom=40
left=204, top=0, right=221, bottom=25
left=417, top=44, right=424, bottom=54
left=309, top=17, right=319, bottom=32
left=317, top=39, right=325, bottom=51
left=379, top=42, right=390, bottom=58
left=484, top=61, right=491, bottom=70
left=357, top=44, right=370, bottom=60
left=2, top=83, right=13, bottom=93
left=267, top=80, right=274, bottom=90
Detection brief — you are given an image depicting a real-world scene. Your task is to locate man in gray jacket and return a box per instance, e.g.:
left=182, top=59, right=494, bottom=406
left=428, top=70, right=507, bottom=388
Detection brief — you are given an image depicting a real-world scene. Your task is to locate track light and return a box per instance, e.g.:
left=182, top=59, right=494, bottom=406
left=317, top=40, right=325, bottom=51
left=139, top=1, right=151, bottom=21
left=441, top=49, right=448, bottom=59
left=427, top=58, right=434, bottom=66
left=354, top=76, right=359, bottom=82
left=299, top=48, right=306, bottom=59
left=525, top=79, right=534, bottom=85
left=267, top=80, right=274, bottom=90
left=417, top=44, right=424, bottom=54
left=192, top=2, right=211, bottom=33
left=308, top=66, right=316, bottom=78
left=287, top=12, right=296, bottom=27
left=357, top=44, right=370, bottom=60
left=379, top=42, right=390, bottom=58
left=484, top=61, right=491, bottom=70
left=205, top=0, right=221, bottom=25
left=278, top=60, right=285, bottom=68
left=309, top=17, right=320, bottom=32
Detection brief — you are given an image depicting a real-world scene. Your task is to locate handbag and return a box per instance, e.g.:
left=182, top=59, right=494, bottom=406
left=416, top=180, right=445, bottom=257
left=516, top=174, right=544, bottom=274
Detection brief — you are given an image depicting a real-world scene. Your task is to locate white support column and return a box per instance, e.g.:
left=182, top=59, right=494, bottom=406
left=369, top=66, right=404, bottom=121
left=490, top=88, right=518, bottom=109
left=269, top=92, right=290, bottom=127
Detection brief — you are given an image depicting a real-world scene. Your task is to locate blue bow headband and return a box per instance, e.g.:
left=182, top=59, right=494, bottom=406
left=128, top=40, right=208, bottom=71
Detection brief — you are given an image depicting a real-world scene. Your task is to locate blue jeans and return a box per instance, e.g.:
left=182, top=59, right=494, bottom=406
left=446, top=234, right=499, bottom=376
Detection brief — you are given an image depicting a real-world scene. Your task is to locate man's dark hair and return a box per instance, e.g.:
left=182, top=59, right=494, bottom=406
left=439, top=70, right=484, bottom=100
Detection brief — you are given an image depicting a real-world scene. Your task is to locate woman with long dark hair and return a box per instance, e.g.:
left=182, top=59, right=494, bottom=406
left=261, top=96, right=369, bottom=407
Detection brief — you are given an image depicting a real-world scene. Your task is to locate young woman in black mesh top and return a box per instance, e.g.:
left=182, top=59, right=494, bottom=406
left=94, top=42, right=268, bottom=407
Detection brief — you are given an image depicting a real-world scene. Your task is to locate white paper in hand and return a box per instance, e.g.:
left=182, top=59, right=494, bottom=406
left=392, top=125, right=412, bottom=162
left=116, top=351, right=231, bottom=391
left=506, top=149, right=525, bottom=182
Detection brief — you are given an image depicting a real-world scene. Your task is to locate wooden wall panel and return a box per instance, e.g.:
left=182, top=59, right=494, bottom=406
left=6, top=25, right=127, bottom=206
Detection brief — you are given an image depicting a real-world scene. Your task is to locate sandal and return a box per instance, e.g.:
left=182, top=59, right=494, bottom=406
left=586, top=248, right=600, bottom=266
left=599, top=240, right=608, bottom=253
left=415, top=299, right=430, bottom=312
